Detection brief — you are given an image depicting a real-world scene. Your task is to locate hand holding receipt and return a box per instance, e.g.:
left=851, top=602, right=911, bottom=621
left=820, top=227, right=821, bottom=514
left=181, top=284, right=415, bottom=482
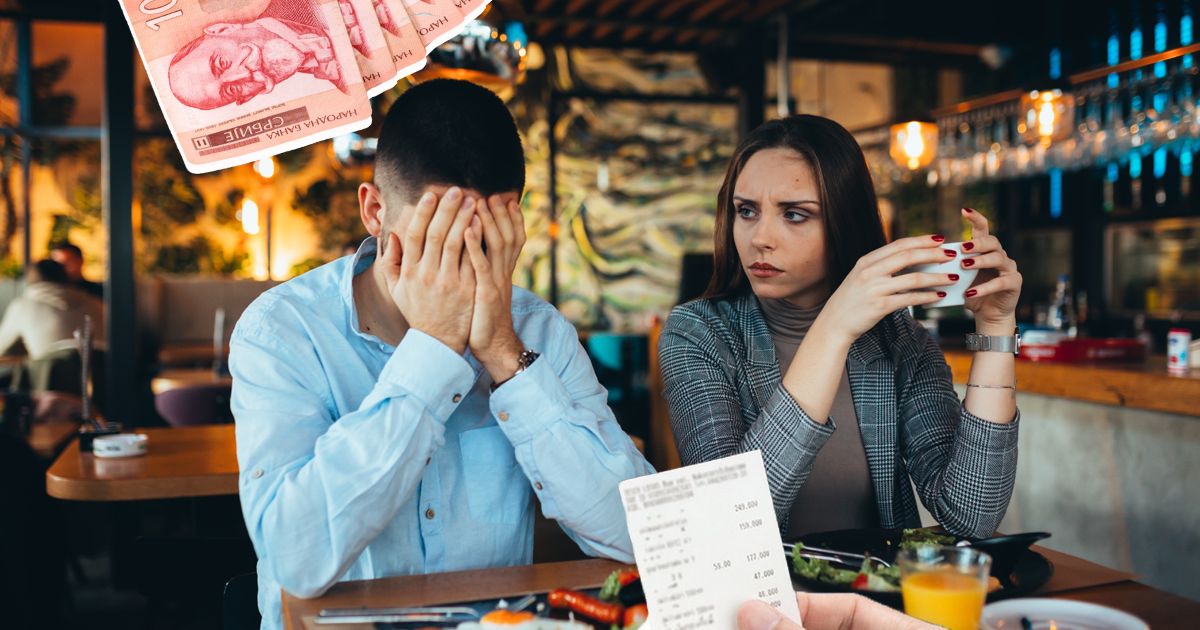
left=620, top=451, right=802, bottom=630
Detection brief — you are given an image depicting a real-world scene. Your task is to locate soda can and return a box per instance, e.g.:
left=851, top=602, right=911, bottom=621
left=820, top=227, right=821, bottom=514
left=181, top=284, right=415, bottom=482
left=1168, top=328, right=1192, bottom=373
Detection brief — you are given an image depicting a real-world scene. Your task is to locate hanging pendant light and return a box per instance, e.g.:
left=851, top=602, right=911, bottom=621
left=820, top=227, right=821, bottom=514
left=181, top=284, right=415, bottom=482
left=1018, top=88, right=1075, bottom=146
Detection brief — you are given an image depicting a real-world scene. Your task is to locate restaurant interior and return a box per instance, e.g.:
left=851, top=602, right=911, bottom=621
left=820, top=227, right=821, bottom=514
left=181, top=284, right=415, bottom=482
left=1, top=0, right=1199, bottom=628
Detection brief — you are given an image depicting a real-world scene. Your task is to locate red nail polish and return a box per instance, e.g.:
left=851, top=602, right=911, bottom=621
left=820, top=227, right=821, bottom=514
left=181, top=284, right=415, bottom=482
left=948, top=274, right=960, bottom=281
left=937, top=291, right=947, bottom=298
left=963, top=207, right=975, bottom=213
left=963, top=258, right=976, bottom=267
left=944, top=249, right=957, bottom=257
left=965, top=289, right=978, bottom=297
left=962, top=242, right=975, bottom=251
left=931, top=234, right=945, bottom=243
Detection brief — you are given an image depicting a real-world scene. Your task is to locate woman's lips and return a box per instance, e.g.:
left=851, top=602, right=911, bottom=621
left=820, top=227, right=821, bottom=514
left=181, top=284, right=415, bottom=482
left=749, top=263, right=782, bottom=278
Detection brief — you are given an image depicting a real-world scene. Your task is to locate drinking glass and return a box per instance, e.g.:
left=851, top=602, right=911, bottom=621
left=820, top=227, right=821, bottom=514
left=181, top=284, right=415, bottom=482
left=898, top=545, right=992, bottom=630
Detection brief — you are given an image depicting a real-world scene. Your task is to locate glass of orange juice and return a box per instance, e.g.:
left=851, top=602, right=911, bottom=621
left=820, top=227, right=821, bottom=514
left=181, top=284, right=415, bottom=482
left=898, top=545, right=992, bottom=630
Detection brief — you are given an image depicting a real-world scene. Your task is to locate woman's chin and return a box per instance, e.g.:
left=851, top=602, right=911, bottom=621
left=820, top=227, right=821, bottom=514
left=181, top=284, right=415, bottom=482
left=749, top=281, right=799, bottom=300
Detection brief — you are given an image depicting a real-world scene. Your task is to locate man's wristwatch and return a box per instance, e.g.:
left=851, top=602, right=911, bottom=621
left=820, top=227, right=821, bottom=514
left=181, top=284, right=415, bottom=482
left=965, top=331, right=1021, bottom=355
left=491, top=349, right=540, bottom=391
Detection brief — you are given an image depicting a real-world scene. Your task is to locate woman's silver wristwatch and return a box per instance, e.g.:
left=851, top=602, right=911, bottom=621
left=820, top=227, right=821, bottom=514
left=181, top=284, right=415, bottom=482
left=965, top=331, right=1021, bottom=355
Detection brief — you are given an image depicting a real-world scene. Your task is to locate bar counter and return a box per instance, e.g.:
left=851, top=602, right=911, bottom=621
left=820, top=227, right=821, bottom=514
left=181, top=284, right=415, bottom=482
left=942, top=350, right=1200, bottom=418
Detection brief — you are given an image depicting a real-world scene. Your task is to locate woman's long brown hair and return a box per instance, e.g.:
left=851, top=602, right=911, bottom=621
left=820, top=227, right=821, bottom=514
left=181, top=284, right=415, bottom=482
left=703, top=115, right=888, bottom=300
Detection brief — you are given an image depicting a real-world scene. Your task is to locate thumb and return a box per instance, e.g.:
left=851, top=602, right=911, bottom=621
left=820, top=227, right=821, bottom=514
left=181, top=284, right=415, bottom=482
left=737, top=600, right=803, bottom=630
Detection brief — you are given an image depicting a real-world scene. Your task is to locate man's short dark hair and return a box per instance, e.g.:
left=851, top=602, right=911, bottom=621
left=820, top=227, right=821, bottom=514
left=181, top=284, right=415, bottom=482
left=29, top=259, right=69, bottom=285
left=374, top=79, right=525, bottom=205
left=49, top=242, right=83, bottom=259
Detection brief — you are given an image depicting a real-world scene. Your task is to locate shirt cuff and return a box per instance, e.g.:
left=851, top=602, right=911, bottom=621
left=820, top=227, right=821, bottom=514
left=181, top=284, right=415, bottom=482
left=488, top=352, right=571, bottom=445
left=379, top=329, right=476, bottom=421
left=762, top=384, right=837, bottom=454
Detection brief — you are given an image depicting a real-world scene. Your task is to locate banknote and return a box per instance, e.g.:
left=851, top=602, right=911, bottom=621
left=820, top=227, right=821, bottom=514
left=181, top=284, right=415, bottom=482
left=119, top=0, right=372, bottom=174
left=371, top=0, right=428, bottom=78
left=337, top=0, right=399, bottom=96
left=450, top=0, right=489, bottom=21
left=403, top=0, right=464, bottom=52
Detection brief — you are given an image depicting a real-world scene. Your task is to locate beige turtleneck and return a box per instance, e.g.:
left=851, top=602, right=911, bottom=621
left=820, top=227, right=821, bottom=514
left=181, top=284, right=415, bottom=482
left=757, top=297, right=878, bottom=537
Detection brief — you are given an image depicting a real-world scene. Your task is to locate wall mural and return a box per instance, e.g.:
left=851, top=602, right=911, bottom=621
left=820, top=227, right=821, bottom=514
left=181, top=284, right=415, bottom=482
left=517, top=49, right=736, bottom=331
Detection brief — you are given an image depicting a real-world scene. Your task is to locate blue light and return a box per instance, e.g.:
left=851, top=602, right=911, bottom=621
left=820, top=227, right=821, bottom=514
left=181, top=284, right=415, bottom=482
left=1185, top=13, right=1195, bottom=68
left=1132, top=94, right=1143, bottom=112
left=505, top=22, right=527, bottom=48
left=1182, top=149, right=1194, bottom=177
left=1107, top=162, right=1120, bottom=182
left=1049, top=48, right=1061, bottom=80
left=1131, top=28, right=1143, bottom=59
left=1049, top=169, right=1063, bottom=219
left=1130, top=153, right=1143, bottom=179
left=1155, top=21, right=1167, bottom=52
left=1154, top=91, right=1168, bottom=113
left=1154, top=147, right=1167, bottom=178
left=1107, top=34, right=1120, bottom=87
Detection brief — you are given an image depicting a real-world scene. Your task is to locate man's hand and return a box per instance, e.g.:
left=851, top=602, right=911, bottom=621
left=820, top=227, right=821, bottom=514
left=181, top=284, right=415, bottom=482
left=382, top=188, right=476, bottom=354
left=464, top=194, right=526, bottom=383
left=737, top=593, right=937, bottom=630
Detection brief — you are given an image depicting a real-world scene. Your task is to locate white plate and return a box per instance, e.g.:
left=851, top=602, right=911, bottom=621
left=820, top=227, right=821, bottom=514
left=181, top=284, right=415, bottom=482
left=93, top=433, right=148, bottom=458
left=981, top=598, right=1148, bottom=630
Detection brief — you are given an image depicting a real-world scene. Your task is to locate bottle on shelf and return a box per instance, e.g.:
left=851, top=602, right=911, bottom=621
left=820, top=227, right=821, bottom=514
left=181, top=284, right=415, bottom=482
left=1047, top=274, right=1077, bottom=336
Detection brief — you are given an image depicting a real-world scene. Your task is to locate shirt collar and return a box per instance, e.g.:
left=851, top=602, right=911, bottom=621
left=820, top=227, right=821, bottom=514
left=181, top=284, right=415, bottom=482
left=341, top=236, right=379, bottom=343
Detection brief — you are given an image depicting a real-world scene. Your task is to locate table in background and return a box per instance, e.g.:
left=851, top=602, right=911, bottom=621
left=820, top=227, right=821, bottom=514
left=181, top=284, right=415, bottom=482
left=158, top=342, right=228, bottom=368
left=46, top=424, right=238, bottom=501
left=281, top=548, right=1200, bottom=630
left=151, top=368, right=234, bottom=396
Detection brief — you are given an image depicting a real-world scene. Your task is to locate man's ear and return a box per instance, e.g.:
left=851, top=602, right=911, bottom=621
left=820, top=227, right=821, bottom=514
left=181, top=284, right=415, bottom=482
left=358, top=182, right=387, bottom=239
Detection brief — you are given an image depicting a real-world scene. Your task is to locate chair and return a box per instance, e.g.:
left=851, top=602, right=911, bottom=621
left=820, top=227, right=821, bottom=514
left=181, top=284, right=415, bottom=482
left=155, top=383, right=233, bottom=426
left=9, top=347, right=108, bottom=416
left=223, top=572, right=261, bottom=630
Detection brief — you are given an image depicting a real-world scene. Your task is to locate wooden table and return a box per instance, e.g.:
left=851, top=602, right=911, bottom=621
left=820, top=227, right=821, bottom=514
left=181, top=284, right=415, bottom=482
left=281, top=549, right=1200, bottom=630
left=151, top=368, right=234, bottom=395
left=27, top=421, right=80, bottom=458
left=45, top=424, right=238, bottom=501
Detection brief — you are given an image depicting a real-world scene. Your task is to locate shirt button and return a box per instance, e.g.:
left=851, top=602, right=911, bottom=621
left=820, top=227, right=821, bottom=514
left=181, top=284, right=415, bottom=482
left=425, top=507, right=435, bottom=520
left=534, top=481, right=543, bottom=490
left=498, top=411, right=509, bottom=422
left=452, top=394, right=462, bottom=403
left=251, top=469, right=264, bottom=479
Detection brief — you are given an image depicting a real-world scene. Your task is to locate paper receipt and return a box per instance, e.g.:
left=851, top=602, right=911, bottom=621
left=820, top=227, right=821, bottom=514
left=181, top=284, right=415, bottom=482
left=620, top=451, right=801, bottom=630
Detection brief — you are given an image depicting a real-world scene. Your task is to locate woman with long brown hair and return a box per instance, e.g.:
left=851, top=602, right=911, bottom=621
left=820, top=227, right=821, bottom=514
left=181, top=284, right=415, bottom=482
left=659, top=115, right=1023, bottom=538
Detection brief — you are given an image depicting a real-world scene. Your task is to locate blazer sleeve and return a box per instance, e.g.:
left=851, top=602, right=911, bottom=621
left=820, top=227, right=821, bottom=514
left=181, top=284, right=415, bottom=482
left=895, top=317, right=1020, bottom=538
left=658, top=305, right=837, bottom=531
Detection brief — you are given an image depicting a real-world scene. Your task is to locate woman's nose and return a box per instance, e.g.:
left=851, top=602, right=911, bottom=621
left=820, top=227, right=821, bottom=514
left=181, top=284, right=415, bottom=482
left=750, top=221, right=776, bottom=250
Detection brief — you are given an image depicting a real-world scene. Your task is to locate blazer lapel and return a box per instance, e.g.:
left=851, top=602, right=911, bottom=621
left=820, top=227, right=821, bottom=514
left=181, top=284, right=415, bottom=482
left=735, top=294, right=783, bottom=417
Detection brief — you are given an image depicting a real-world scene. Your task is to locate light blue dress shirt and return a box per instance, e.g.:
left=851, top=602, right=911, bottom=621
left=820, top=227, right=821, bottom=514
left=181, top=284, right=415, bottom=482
left=230, top=238, right=655, bottom=629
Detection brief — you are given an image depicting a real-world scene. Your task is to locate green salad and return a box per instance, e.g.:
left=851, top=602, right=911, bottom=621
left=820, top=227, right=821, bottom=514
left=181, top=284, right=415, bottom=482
left=790, top=529, right=957, bottom=592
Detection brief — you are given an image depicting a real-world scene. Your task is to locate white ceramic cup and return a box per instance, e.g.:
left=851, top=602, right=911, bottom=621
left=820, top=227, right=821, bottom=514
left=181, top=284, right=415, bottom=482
left=905, top=241, right=979, bottom=308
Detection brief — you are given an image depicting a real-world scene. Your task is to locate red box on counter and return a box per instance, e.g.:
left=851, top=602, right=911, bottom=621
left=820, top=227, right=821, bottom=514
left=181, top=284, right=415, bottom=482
left=1019, top=337, right=1147, bottom=363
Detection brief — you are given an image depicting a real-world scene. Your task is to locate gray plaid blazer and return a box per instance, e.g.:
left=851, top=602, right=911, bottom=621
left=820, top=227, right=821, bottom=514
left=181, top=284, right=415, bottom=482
left=659, top=293, right=1019, bottom=538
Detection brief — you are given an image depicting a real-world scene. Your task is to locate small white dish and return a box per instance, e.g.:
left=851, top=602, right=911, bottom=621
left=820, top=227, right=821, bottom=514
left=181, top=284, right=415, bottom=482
left=981, top=598, right=1148, bottom=630
left=906, top=241, right=979, bottom=308
left=93, top=433, right=148, bottom=458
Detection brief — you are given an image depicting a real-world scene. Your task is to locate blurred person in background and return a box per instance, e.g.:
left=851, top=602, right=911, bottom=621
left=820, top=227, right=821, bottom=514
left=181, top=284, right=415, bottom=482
left=50, top=241, right=103, bottom=299
left=0, top=259, right=105, bottom=360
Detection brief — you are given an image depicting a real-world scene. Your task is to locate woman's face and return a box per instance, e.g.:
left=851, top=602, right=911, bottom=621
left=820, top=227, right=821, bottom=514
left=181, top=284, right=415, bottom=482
left=732, top=147, right=829, bottom=306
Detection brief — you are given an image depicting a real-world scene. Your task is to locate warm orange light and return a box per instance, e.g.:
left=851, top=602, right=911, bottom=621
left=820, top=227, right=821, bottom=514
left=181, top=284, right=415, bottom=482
left=889, top=121, right=938, bottom=171
left=240, top=199, right=260, bottom=235
left=1019, top=89, right=1074, bottom=146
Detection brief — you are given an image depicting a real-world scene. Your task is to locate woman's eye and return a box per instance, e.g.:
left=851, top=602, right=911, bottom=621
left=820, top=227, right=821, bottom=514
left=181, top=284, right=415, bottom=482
left=784, top=209, right=809, bottom=222
left=736, top=205, right=756, bottom=218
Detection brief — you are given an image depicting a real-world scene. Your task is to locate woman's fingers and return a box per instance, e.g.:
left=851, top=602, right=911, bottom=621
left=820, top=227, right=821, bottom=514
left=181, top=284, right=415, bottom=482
left=963, top=207, right=990, bottom=239
left=960, top=250, right=1010, bottom=271
left=961, top=234, right=1001, bottom=255
left=871, top=245, right=960, bottom=278
left=883, top=271, right=959, bottom=294
left=857, top=234, right=946, bottom=268
left=962, top=273, right=1022, bottom=300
